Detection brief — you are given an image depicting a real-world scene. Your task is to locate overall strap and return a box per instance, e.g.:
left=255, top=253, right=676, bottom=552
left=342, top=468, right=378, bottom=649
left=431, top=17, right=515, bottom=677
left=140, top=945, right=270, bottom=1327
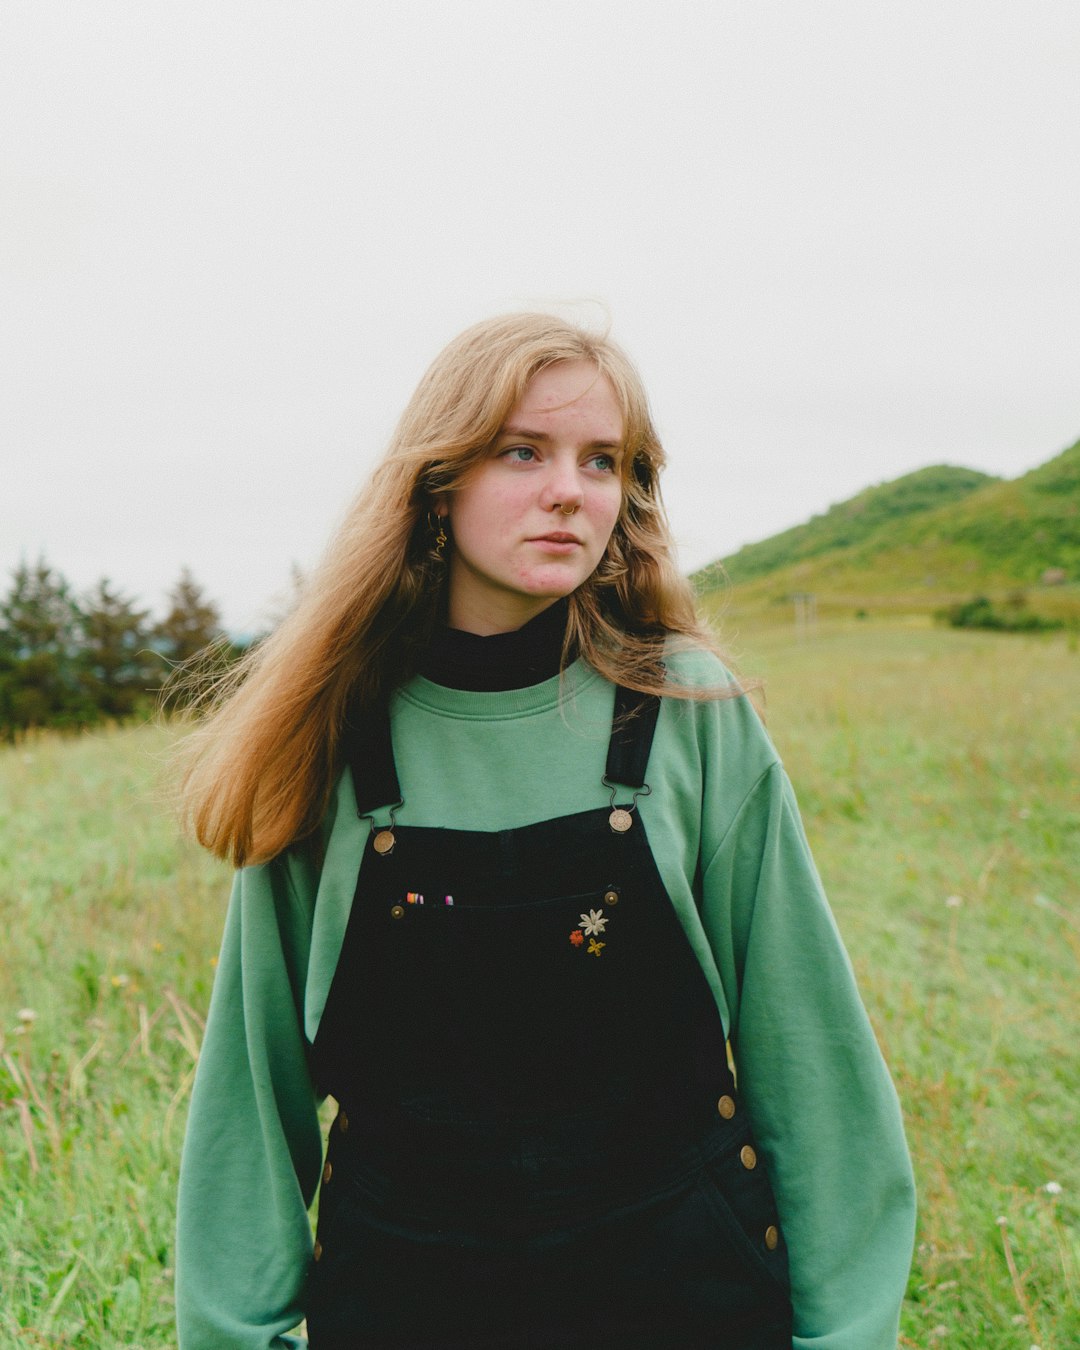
left=604, top=686, right=662, bottom=789
left=346, top=704, right=402, bottom=818
left=347, top=682, right=662, bottom=818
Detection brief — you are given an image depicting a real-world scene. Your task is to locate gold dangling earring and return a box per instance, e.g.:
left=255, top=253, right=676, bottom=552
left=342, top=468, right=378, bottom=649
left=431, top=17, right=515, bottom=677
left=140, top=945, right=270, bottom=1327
left=429, top=511, right=448, bottom=560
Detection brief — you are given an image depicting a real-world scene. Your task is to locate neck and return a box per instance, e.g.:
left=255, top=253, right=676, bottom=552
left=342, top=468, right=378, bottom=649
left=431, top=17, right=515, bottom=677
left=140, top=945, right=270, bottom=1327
left=418, top=599, right=571, bottom=692
left=445, top=593, right=563, bottom=637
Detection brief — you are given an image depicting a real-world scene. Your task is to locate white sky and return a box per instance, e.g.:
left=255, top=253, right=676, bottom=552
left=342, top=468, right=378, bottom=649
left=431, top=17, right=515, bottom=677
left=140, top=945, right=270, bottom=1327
left=3, top=1, right=1078, bottom=631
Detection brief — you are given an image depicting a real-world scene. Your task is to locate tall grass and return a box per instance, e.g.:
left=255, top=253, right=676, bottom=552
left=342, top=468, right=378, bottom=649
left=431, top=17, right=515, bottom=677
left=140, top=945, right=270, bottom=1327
left=1, top=622, right=1077, bottom=1347
left=0, top=724, right=227, bottom=1347
left=739, top=618, right=1079, bottom=1349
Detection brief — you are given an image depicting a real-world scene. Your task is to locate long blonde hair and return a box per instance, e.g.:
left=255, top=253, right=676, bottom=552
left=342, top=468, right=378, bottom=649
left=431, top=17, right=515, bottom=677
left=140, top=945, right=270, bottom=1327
left=175, top=313, right=731, bottom=866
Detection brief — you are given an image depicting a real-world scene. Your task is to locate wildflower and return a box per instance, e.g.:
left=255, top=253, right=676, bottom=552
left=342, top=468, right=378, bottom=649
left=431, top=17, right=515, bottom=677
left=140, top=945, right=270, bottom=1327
left=17, top=1008, right=37, bottom=1025
left=578, top=909, right=608, bottom=937
left=110, top=974, right=130, bottom=989
left=1044, top=1181, right=1062, bottom=1195
left=152, top=941, right=164, bottom=953
left=945, top=895, right=963, bottom=909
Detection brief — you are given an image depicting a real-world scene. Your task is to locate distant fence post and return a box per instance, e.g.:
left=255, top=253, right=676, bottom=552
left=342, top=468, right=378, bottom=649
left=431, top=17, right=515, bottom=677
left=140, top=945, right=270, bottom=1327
left=793, top=591, right=817, bottom=637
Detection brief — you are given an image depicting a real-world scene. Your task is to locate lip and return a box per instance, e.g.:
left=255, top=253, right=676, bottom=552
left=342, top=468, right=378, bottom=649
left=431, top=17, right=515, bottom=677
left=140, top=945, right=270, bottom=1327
left=530, top=532, right=582, bottom=545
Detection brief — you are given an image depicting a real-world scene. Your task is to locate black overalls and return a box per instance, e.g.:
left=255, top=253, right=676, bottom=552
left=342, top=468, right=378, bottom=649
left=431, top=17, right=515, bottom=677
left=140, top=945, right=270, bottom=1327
left=307, top=686, right=793, bottom=1349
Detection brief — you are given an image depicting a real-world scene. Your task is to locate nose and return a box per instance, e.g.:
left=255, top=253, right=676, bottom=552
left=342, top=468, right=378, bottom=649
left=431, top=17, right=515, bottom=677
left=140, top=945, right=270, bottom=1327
left=541, top=456, right=585, bottom=515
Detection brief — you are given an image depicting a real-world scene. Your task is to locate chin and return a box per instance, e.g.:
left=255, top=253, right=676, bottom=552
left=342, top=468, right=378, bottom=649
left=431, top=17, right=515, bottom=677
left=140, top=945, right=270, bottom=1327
left=519, top=570, right=591, bottom=599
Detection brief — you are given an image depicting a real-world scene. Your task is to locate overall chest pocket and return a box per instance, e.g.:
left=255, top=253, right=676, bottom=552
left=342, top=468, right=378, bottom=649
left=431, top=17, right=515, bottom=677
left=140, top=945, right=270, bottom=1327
left=367, top=882, right=646, bottom=1110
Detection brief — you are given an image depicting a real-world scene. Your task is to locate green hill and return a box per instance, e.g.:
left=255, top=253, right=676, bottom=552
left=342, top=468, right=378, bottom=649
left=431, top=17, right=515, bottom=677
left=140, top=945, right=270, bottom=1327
left=695, top=438, right=1080, bottom=619
left=693, top=464, right=995, bottom=591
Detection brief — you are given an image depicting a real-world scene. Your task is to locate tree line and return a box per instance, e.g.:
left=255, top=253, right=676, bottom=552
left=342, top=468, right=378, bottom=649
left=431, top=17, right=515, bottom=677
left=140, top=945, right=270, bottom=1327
left=0, top=559, right=235, bottom=739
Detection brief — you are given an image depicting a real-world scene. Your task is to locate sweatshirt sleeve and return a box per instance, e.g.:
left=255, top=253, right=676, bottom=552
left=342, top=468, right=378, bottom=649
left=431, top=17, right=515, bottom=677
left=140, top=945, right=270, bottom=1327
left=701, top=761, right=916, bottom=1350
left=176, top=854, right=324, bottom=1349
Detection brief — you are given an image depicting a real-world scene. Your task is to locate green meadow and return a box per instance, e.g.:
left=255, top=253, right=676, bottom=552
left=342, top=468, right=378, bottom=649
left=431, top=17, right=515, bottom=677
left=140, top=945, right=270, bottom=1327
left=1, top=618, right=1077, bottom=1348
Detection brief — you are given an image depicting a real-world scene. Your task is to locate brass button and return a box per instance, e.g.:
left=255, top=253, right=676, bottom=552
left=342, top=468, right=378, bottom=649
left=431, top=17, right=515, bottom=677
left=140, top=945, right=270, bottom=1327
left=764, top=1225, right=779, bottom=1251
left=603, top=888, right=619, bottom=905
left=717, top=1095, right=735, bottom=1119
left=373, top=829, right=395, bottom=855
left=390, top=904, right=405, bottom=920
left=322, top=1161, right=333, bottom=1184
left=740, top=1144, right=757, bottom=1170
left=338, top=1111, right=349, bottom=1134
left=609, top=808, right=633, bottom=833
left=313, top=1240, right=323, bottom=1262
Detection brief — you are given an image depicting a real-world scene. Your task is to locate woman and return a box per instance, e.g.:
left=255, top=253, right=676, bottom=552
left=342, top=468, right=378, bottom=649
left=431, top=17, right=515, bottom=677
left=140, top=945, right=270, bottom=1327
left=175, top=313, right=915, bottom=1349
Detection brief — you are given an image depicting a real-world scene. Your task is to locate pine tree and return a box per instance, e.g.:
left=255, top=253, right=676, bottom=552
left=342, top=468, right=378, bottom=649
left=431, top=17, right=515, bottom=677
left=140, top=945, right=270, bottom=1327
left=154, top=568, right=224, bottom=667
left=152, top=568, right=233, bottom=710
left=78, top=578, right=156, bottom=717
left=0, top=558, right=90, bottom=734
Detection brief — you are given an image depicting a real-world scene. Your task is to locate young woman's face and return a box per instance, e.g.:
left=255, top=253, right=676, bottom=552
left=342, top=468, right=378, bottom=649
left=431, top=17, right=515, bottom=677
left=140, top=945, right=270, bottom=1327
left=441, top=360, right=625, bottom=635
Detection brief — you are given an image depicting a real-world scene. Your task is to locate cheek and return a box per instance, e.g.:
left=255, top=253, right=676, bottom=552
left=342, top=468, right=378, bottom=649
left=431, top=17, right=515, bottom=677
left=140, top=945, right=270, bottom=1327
left=451, top=482, right=519, bottom=551
left=594, top=489, right=624, bottom=544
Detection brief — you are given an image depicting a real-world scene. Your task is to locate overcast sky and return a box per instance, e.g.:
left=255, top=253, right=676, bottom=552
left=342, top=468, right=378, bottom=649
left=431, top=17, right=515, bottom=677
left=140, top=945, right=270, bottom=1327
left=3, top=1, right=1078, bottom=631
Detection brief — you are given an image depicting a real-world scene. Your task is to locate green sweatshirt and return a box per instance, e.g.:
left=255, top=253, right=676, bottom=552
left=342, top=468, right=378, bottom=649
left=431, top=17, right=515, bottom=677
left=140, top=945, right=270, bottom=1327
left=175, top=652, right=916, bottom=1348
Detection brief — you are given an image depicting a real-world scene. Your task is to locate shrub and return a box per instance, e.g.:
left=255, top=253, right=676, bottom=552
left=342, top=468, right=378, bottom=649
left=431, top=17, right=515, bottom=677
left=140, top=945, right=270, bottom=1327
left=937, top=594, right=1064, bottom=633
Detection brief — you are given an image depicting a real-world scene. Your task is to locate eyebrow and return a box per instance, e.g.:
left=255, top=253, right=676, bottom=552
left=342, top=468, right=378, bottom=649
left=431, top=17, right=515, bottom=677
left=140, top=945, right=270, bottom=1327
left=500, top=425, right=623, bottom=451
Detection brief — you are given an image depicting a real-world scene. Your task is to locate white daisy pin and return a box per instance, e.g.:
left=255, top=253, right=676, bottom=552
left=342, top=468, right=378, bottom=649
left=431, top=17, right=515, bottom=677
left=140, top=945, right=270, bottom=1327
left=579, top=908, right=608, bottom=937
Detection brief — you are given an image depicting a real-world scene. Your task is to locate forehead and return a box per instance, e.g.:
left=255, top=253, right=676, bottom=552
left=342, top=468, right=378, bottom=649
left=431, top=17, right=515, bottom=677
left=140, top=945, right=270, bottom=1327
left=506, top=360, right=624, bottom=434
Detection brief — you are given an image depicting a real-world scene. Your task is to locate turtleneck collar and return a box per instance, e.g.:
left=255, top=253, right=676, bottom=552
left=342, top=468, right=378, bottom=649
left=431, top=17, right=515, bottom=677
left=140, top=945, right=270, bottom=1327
left=417, top=599, right=572, bottom=692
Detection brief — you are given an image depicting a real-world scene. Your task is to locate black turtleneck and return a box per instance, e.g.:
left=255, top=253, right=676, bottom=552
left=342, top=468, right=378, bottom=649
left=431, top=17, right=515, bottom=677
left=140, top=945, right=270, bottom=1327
left=417, top=599, right=572, bottom=692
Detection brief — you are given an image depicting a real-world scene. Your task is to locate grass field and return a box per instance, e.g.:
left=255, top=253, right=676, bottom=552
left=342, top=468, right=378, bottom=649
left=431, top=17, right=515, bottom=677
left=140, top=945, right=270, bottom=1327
left=1, top=618, right=1077, bottom=1348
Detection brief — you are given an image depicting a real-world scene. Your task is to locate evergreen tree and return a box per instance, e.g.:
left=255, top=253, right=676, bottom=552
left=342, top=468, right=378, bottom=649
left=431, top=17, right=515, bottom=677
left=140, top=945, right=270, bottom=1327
left=154, top=567, right=224, bottom=667
left=0, top=557, right=90, bottom=734
left=78, top=578, right=156, bottom=717
left=153, top=568, right=233, bottom=710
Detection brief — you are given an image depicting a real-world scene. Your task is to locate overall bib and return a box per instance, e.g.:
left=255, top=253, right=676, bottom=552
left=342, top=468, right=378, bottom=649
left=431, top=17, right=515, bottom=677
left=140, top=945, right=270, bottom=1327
left=307, top=688, right=793, bottom=1349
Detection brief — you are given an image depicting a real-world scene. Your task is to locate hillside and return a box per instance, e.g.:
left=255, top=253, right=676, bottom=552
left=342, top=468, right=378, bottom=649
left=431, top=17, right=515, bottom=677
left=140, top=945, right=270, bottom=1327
left=695, top=438, right=1080, bottom=616
left=693, top=464, right=995, bottom=591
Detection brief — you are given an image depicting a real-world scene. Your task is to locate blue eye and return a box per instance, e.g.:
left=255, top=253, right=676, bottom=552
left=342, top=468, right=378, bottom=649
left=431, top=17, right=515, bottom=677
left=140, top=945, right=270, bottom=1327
left=589, top=453, right=616, bottom=473
left=503, top=445, right=536, bottom=463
